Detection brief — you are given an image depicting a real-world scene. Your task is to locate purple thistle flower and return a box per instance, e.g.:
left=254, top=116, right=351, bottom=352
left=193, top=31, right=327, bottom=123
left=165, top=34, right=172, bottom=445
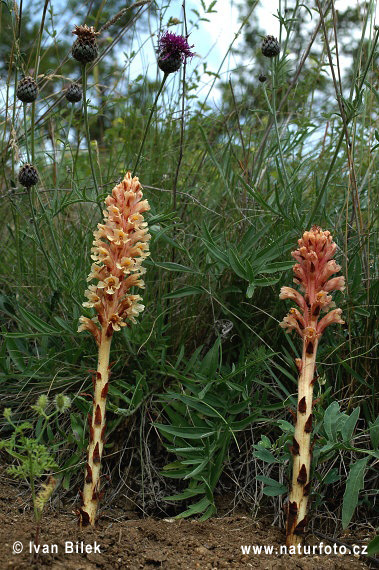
left=157, top=31, right=195, bottom=74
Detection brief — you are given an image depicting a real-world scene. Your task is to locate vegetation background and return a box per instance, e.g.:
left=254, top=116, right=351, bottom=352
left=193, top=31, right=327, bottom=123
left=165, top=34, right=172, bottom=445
left=0, top=0, right=378, bottom=545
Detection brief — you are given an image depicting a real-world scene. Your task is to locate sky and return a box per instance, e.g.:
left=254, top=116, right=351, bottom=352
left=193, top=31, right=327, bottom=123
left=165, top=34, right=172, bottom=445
left=132, top=0, right=379, bottom=106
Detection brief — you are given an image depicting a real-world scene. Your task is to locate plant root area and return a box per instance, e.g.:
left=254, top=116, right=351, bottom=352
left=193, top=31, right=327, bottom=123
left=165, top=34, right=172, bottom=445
left=0, top=480, right=372, bottom=569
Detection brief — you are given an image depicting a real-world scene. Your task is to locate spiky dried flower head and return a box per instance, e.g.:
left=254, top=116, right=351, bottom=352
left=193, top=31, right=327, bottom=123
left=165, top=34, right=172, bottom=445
left=261, top=35, right=281, bottom=58
left=78, top=172, right=150, bottom=344
left=72, top=25, right=99, bottom=64
left=16, top=76, right=39, bottom=103
left=157, top=31, right=195, bottom=74
left=18, top=163, right=39, bottom=188
left=65, top=82, right=82, bottom=103
left=280, top=226, right=345, bottom=349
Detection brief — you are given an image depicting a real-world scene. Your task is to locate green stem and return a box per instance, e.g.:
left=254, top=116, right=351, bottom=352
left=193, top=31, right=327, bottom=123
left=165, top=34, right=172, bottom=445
left=262, top=61, right=290, bottom=189
left=57, top=105, right=74, bottom=187
left=31, top=102, right=36, bottom=163
left=28, top=187, right=60, bottom=284
left=132, top=73, right=168, bottom=177
left=23, top=103, right=30, bottom=163
left=82, top=64, right=99, bottom=199
left=28, top=453, right=38, bottom=522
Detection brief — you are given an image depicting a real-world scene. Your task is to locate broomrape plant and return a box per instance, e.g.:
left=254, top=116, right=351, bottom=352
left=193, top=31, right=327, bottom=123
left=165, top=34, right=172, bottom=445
left=78, top=172, right=150, bottom=526
left=279, top=226, right=345, bottom=547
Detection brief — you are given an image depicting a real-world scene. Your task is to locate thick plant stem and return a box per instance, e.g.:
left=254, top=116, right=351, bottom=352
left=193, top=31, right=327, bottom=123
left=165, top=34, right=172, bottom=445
left=80, top=330, right=112, bottom=527
left=286, top=337, right=318, bottom=547
left=280, top=227, right=345, bottom=551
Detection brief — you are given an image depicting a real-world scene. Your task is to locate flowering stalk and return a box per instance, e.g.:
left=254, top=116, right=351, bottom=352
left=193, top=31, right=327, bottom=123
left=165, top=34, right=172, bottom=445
left=279, top=226, right=345, bottom=547
left=78, top=172, right=150, bottom=526
left=132, top=30, right=194, bottom=176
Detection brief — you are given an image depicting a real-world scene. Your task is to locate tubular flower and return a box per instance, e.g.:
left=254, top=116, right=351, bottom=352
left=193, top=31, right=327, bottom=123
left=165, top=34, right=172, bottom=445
left=78, top=172, right=150, bottom=528
left=157, top=31, right=195, bottom=74
left=280, top=226, right=345, bottom=349
left=279, top=227, right=345, bottom=549
left=78, top=172, right=150, bottom=344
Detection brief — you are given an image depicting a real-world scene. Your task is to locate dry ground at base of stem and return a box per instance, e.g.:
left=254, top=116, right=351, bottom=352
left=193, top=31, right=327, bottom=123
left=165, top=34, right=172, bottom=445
left=0, top=479, right=372, bottom=570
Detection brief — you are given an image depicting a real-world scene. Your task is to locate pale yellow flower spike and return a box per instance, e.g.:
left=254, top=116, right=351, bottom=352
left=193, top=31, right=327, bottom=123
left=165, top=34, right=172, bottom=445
left=280, top=226, right=345, bottom=549
left=78, top=172, right=150, bottom=527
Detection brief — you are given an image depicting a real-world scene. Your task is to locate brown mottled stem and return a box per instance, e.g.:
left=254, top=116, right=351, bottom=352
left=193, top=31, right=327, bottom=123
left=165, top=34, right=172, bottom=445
left=80, top=329, right=112, bottom=526
left=286, top=329, right=318, bottom=547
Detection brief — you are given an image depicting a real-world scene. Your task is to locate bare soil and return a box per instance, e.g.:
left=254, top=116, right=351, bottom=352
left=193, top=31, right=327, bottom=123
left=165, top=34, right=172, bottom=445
left=0, top=479, right=374, bottom=569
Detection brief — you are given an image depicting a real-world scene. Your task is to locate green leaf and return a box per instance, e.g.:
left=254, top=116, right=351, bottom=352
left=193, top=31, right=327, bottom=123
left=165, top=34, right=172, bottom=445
left=369, top=416, right=379, bottom=449
left=154, top=424, right=215, bottom=440
left=18, top=306, right=61, bottom=334
left=199, top=337, right=221, bottom=378
left=259, top=261, right=294, bottom=274
left=342, top=457, right=369, bottom=529
left=163, top=487, right=205, bottom=501
left=5, top=338, right=26, bottom=372
left=253, top=446, right=277, bottom=464
left=164, top=286, right=204, bottom=299
left=342, top=407, right=360, bottom=442
left=323, top=401, right=341, bottom=442
left=323, top=468, right=341, bottom=484
left=228, top=249, right=247, bottom=280
left=246, top=283, right=255, bottom=298
left=151, top=261, right=195, bottom=273
left=262, top=484, right=287, bottom=496
left=367, top=535, right=379, bottom=555
left=176, top=497, right=211, bottom=518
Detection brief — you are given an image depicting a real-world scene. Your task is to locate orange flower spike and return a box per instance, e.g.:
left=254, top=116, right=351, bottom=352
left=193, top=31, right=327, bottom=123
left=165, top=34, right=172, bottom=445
left=78, top=172, right=150, bottom=527
left=280, top=226, right=345, bottom=549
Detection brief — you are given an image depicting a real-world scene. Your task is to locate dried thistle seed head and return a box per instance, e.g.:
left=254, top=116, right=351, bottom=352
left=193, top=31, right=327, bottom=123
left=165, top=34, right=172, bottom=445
left=72, top=24, right=99, bottom=64
left=65, top=82, right=83, bottom=103
left=279, top=226, right=345, bottom=340
left=78, top=172, right=151, bottom=343
left=18, top=163, right=39, bottom=188
left=157, top=31, right=195, bottom=74
left=261, top=35, right=280, bottom=58
left=16, top=76, right=38, bottom=103
left=258, top=73, right=267, bottom=83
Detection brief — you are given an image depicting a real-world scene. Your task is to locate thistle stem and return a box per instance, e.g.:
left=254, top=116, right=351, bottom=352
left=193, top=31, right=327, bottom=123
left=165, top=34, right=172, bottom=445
left=262, top=61, right=290, bottom=189
left=31, top=102, right=36, bottom=163
left=132, top=73, right=168, bottom=177
left=80, top=330, right=112, bottom=527
left=57, top=105, right=74, bottom=187
left=23, top=103, right=30, bottom=163
left=81, top=64, right=99, bottom=200
left=286, top=340, right=317, bottom=547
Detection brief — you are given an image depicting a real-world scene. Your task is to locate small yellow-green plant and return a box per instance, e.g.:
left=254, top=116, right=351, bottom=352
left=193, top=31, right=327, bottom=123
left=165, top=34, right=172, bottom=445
left=0, top=394, right=70, bottom=540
